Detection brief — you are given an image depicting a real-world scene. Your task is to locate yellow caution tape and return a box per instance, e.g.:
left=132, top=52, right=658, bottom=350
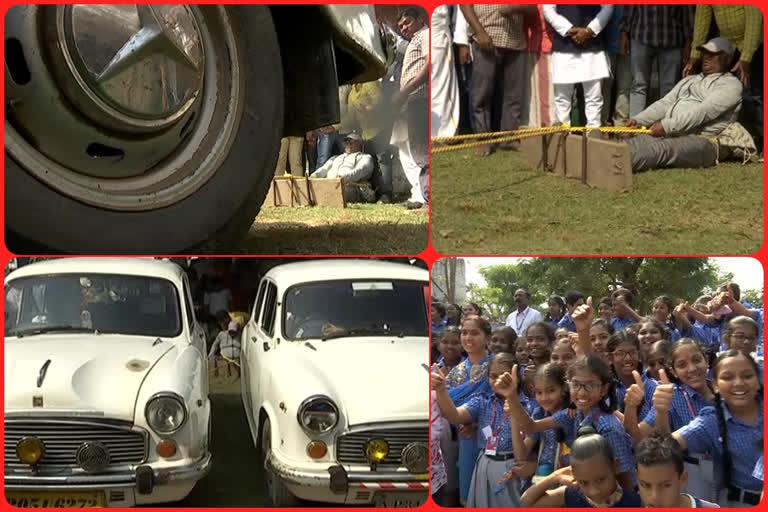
left=432, top=125, right=716, bottom=154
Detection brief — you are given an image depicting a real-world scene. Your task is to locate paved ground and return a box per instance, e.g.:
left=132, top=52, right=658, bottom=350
left=165, top=368, right=349, bottom=507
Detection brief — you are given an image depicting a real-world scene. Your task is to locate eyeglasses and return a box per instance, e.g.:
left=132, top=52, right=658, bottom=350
left=569, top=380, right=602, bottom=393
left=731, top=333, right=758, bottom=343
left=612, top=350, right=639, bottom=360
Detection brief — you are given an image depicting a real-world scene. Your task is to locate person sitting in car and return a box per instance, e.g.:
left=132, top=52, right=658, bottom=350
left=309, top=132, right=376, bottom=202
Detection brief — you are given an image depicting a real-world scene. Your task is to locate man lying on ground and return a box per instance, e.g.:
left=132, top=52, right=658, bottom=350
left=625, top=37, right=756, bottom=173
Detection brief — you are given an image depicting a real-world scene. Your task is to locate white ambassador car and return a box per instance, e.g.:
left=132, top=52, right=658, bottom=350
left=4, top=258, right=211, bottom=507
left=241, top=260, right=429, bottom=507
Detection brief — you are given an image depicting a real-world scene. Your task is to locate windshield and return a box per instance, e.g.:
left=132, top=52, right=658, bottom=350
left=283, top=280, right=428, bottom=340
left=5, top=274, right=182, bottom=338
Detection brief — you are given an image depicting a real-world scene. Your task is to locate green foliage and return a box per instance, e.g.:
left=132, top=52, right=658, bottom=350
left=477, top=258, right=730, bottom=316
left=466, top=283, right=506, bottom=322
left=742, top=288, right=764, bottom=309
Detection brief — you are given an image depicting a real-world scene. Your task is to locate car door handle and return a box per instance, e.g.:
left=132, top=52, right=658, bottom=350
left=263, top=342, right=270, bottom=352
left=251, top=337, right=257, bottom=342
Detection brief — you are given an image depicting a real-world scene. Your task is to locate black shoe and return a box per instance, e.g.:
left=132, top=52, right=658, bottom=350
left=377, top=193, right=392, bottom=204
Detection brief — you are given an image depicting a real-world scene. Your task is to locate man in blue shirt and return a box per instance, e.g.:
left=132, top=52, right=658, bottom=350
left=611, top=288, right=641, bottom=332
left=558, top=290, right=586, bottom=332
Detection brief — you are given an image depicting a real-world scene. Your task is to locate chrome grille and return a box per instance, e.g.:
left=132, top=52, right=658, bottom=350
left=336, top=426, right=428, bottom=466
left=4, top=419, right=147, bottom=469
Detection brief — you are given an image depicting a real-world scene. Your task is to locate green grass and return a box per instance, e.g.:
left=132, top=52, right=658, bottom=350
left=432, top=149, right=763, bottom=254
left=240, top=203, right=428, bottom=254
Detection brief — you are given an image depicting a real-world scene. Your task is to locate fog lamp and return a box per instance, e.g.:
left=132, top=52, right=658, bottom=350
left=365, top=438, right=389, bottom=463
left=16, top=437, right=45, bottom=465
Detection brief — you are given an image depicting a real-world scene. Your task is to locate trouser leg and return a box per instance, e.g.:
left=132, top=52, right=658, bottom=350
left=470, top=44, right=498, bottom=135
left=582, top=79, right=603, bottom=127
left=629, top=40, right=653, bottom=117
left=629, top=134, right=719, bottom=172
left=553, top=83, right=575, bottom=124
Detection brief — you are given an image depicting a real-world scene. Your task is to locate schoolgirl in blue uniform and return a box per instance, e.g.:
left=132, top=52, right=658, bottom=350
left=609, top=330, right=658, bottom=422
left=624, top=338, right=716, bottom=501
left=636, top=317, right=670, bottom=367
left=432, top=352, right=523, bottom=507
left=516, top=363, right=571, bottom=489
left=670, top=350, right=763, bottom=507
left=652, top=295, right=682, bottom=342
left=501, top=354, right=636, bottom=491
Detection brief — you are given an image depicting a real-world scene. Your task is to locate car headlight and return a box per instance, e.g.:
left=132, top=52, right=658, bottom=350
left=297, top=396, right=339, bottom=434
left=145, top=392, right=187, bottom=434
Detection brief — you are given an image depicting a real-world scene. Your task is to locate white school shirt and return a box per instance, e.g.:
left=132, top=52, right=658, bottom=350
left=505, top=306, right=543, bottom=337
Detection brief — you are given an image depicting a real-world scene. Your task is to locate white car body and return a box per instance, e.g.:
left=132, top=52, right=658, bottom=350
left=240, top=260, right=429, bottom=506
left=4, top=258, right=211, bottom=507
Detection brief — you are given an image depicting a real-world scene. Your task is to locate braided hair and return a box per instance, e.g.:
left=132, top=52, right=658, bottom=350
left=711, top=349, right=764, bottom=487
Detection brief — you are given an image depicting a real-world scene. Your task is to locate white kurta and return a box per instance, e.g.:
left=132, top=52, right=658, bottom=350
left=542, top=5, right=613, bottom=84
left=431, top=6, right=460, bottom=138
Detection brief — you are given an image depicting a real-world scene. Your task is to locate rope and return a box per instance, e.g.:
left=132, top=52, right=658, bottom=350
left=432, top=130, right=560, bottom=154
left=432, top=125, right=718, bottom=154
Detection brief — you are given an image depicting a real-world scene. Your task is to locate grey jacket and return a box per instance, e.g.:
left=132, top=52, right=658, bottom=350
left=634, top=72, right=743, bottom=137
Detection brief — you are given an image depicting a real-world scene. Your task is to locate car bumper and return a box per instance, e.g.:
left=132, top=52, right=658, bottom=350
left=265, top=451, right=428, bottom=504
left=4, top=452, right=212, bottom=492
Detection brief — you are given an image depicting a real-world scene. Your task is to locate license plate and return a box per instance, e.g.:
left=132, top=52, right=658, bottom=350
left=6, top=491, right=106, bottom=508
left=373, top=491, right=426, bottom=508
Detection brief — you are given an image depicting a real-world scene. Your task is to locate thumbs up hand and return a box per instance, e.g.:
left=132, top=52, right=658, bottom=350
left=573, top=296, right=594, bottom=332
left=652, top=369, right=674, bottom=414
left=624, top=370, right=645, bottom=408
left=495, top=366, right=519, bottom=399
left=431, top=365, right=448, bottom=391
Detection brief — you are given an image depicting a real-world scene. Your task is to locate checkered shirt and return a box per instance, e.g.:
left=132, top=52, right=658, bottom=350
left=469, top=5, right=526, bottom=50
left=690, top=5, right=763, bottom=63
left=642, top=382, right=712, bottom=431
left=462, top=392, right=515, bottom=453
left=620, top=5, right=694, bottom=49
left=401, top=26, right=429, bottom=99
left=676, top=403, right=763, bottom=491
left=616, top=374, right=658, bottom=421
left=552, top=406, right=635, bottom=474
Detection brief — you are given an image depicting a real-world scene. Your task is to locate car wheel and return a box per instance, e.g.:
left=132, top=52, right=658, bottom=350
left=261, top=417, right=301, bottom=507
left=5, top=4, right=283, bottom=253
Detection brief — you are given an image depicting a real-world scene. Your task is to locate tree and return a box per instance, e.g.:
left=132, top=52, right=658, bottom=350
left=466, top=284, right=506, bottom=322
left=742, top=288, right=764, bottom=309
left=479, top=258, right=729, bottom=315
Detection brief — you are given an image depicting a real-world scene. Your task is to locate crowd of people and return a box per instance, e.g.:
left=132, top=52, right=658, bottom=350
left=431, top=5, right=763, bottom=171
left=430, top=282, right=763, bottom=508
left=276, top=7, right=430, bottom=209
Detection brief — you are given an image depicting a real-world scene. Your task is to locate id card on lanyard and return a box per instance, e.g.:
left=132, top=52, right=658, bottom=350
left=483, top=400, right=508, bottom=456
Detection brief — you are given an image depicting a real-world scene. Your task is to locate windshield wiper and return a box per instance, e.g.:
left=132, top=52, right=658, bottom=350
left=10, top=325, right=99, bottom=338
left=321, top=326, right=400, bottom=341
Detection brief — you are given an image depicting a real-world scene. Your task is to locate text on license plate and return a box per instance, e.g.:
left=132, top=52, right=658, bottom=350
left=373, top=491, right=427, bottom=508
left=6, top=491, right=106, bottom=508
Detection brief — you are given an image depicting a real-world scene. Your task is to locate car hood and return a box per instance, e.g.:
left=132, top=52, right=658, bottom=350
left=5, top=334, right=174, bottom=422
left=283, top=337, right=428, bottom=426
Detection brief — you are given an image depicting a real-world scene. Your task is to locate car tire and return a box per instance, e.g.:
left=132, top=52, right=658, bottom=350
left=5, top=5, right=284, bottom=254
left=261, top=417, right=301, bottom=507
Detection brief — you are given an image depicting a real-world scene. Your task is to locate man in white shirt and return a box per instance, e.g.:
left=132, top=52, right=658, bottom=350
left=310, top=132, right=375, bottom=202
left=505, top=288, right=543, bottom=337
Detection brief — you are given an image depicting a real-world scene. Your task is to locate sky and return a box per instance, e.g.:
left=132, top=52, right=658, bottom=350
left=463, top=257, right=764, bottom=292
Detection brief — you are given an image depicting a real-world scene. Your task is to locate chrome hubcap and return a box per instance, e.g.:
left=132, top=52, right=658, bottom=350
left=57, top=5, right=204, bottom=131
left=5, top=4, right=242, bottom=210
